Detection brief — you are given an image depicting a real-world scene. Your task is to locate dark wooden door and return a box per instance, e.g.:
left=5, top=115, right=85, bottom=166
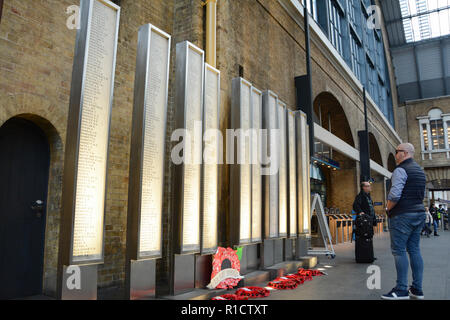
left=0, top=118, right=50, bottom=299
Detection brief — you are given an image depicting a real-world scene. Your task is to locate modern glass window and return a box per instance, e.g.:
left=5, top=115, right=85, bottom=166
left=350, top=35, right=361, bottom=80
left=297, top=0, right=395, bottom=128
left=329, top=0, right=343, bottom=55
left=348, top=0, right=360, bottom=29
left=301, top=0, right=318, bottom=21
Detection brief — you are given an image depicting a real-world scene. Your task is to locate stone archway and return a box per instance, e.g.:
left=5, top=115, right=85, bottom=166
left=313, top=91, right=355, bottom=147
left=312, top=92, right=358, bottom=214
left=0, top=113, right=64, bottom=298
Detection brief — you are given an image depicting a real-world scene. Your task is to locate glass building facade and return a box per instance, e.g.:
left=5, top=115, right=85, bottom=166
left=302, top=0, right=395, bottom=126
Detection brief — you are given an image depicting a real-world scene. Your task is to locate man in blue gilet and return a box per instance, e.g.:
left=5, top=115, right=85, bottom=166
left=382, top=143, right=426, bottom=300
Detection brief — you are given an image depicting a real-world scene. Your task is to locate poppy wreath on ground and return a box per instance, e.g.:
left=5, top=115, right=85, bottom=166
left=209, top=247, right=242, bottom=289
left=297, top=268, right=313, bottom=281
left=279, top=274, right=305, bottom=285
left=211, top=294, right=248, bottom=301
left=310, top=269, right=325, bottom=276
left=267, top=278, right=299, bottom=290
left=235, top=286, right=270, bottom=299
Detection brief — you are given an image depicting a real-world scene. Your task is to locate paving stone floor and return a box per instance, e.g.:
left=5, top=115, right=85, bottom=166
left=253, top=229, right=450, bottom=300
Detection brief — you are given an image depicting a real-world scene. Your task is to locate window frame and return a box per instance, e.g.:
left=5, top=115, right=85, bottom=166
left=417, top=110, right=450, bottom=160
left=328, top=0, right=344, bottom=55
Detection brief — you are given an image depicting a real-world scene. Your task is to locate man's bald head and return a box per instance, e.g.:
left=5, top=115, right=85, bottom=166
left=395, top=143, right=415, bottom=164
left=399, top=143, right=415, bottom=156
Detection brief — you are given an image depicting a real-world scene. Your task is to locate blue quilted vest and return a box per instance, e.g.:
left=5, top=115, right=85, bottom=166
left=389, top=158, right=426, bottom=217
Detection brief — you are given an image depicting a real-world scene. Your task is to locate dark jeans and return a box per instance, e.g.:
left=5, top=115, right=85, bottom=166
left=388, top=212, right=426, bottom=292
left=433, top=220, right=438, bottom=233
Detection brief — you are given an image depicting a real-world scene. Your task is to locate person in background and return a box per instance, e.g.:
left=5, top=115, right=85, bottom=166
left=436, top=205, right=442, bottom=228
left=352, top=181, right=378, bottom=260
left=421, top=207, right=433, bottom=238
left=382, top=143, right=426, bottom=300
left=431, top=205, right=440, bottom=236
left=441, top=206, right=448, bottom=231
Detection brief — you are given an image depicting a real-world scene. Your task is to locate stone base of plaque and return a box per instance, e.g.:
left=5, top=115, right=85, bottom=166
left=60, top=264, right=97, bottom=300
left=295, top=234, right=311, bottom=259
left=284, top=239, right=294, bottom=260
left=172, top=254, right=195, bottom=296
left=262, top=239, right=285, bottom=268
left=274, top=239, right=283, bottom=264
left=262, top=239, right=274, bottom=268
left=237, top=270, right=271, bottom=287
left=126, top=259, right=156, bottom=300
left=297, top=256, right=318, bottom=269
left=161, top=288, right=228, bottom=300
left=195, top=254, right=212, bottom=289
left=239, top=244, right=259, bottom=275
left=264, top=260, right=306, bottom=279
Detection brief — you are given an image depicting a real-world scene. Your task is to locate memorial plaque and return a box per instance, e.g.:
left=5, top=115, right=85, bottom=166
left=277, top=101, right=288, bottom=238
left=296, top=111, right=311, bottom=234
left=127, top=24, right=170, bottom=260
left=201, top=63, right=220, bottom=254
left=173, top=41, right=204, bottom=254
left=231, top=77, right=252, bottom=245
left=60, top=0, right=120, bottom=265
left=251, top=87, right=263, bottom=243
left=262, top=91, right=279, bottom=239
left=287, top=110, right=297, bottom=238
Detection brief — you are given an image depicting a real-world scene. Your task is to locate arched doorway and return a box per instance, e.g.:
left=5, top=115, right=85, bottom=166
left=312, top=92, right=357, bottom=214
left=0, top=117, right=50, bottom=299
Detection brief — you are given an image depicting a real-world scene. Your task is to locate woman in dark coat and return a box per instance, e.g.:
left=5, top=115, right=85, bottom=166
left=352, top=181, right=377, bottom=261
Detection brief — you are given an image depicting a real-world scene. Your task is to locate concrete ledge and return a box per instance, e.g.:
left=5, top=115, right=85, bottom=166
left=160, top=288, right=229, bottom=300
left=238, top=270, right=271, bottom=287
left=298, top=256, right=318, bottom=269
left=265, top=261, right=304, bottom=278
